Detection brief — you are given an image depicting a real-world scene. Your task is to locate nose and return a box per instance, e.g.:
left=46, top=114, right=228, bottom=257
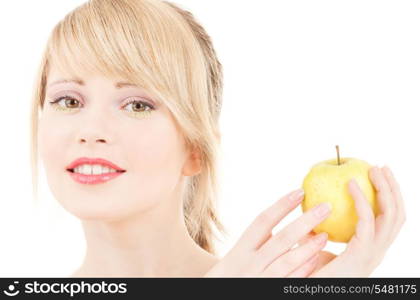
left=79, top=137, right=107, bottom=144
left=76, top=107, right=114, bottom=146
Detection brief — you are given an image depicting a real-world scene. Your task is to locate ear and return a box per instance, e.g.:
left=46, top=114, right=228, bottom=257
left=182, top=146, right=202, bottom=177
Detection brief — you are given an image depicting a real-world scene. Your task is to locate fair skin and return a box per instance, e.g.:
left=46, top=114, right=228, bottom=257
left=39, top=64, right=218, bottom=277
left=40, top=64, right=404, bottom=277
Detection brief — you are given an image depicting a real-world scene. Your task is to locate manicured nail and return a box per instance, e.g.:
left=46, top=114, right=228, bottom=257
left=350, top=178, right=358, bottom=187
left=290, top=188, right=304, bottom=204
left=383, top=165, right=392, bottom=175
left=313, top=232, right=328, bottom=244
left=313, top=202, right=331, bottom=218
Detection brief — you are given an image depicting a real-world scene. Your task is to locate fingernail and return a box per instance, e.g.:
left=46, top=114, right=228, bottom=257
left=313, top=202, right=331, bottom=218
left=290, top=188, right=305, bottom=204
left=313, top=232, right=328, bottom=244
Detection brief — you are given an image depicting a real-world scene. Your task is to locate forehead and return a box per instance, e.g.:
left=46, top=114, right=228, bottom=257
left=46, top=64, right=138, bottom=90
left=47, top=63, right=85, bottom=82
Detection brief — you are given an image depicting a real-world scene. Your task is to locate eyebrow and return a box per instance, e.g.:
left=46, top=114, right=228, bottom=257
left=46, top=79, right=138, bottom=89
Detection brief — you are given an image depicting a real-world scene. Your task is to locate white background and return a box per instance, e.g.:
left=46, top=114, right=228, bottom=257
left=0, top=0, right=419, bottom=277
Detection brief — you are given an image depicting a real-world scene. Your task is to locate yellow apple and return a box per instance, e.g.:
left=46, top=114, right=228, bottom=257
left=301, top=150, right=379, bottom=243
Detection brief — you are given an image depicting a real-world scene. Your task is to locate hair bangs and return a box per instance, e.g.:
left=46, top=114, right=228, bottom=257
left=44, top=0, right=191, bottom=109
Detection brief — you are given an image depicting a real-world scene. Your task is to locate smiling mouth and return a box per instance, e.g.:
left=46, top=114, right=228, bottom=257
left=66, top=168, right=126, bottom=173
left=66, top=167, right=126, bottom=185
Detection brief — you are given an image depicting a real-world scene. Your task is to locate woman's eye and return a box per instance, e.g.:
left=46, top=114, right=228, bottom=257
left=49, top=96, right=81, bottom=112
left=48, top=96, right=155, bottom=119
left=122, top=100, right=155, bottom=118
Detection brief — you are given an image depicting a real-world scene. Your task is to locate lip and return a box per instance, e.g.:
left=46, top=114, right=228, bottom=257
left=68, top=171, right=124, bottom=185
left=65, top=157, right=126, bottom=185
left=66, top=157, right=126, bottom=172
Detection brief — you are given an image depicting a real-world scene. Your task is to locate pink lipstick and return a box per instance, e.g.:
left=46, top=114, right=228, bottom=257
left=66, top=157, right=126, bottom=185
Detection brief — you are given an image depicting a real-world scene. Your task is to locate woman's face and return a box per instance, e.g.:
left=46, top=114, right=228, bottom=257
left=38, top=64, right=195, bottom=221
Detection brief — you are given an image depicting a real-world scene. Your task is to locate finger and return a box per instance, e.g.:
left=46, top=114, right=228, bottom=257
left=234, top=188, right=305, bottom=252
left=369, top=166, right=395, bottom=217
left=286, top=253, right=319, bottom=278
left=255, top=202, right=331, bottom=269
left=288, top=250, right=337, bottom=277
left=318, top=251, right=337, bottom=265
left=314, top=251, right=337, bottom=273
left=348, top=178, right=375, bottom=243
left=368, top=166, right=395, bottom=243
left=382, top=165, right=406, bottom=243
left=262, top=232, right=328, bottom=277
left=297, top=231, right=317, bottom=247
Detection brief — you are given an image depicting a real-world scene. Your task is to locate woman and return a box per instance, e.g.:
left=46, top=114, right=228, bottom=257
left=30, top=0, right=405, bottom=277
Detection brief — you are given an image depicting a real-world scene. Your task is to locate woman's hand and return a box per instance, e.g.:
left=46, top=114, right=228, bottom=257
left=204, top=189, right=332, bottom=277
left=307, top=165, right=406, bottom=277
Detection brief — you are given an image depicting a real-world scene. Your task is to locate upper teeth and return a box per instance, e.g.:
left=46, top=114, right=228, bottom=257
left=73, top=164, right=119, bottom=175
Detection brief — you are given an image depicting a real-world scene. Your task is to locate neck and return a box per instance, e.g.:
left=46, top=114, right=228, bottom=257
left=71, top=197, right=219, bottom=277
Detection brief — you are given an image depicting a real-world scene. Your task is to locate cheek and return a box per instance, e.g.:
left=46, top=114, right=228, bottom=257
left=124, top=118, right=186, bottom=180
left=36, top=110, right=188, bottom=221
left=38, top=116, right=69, bottom=170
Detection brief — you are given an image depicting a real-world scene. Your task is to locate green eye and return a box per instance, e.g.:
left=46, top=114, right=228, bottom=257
left=48, top=96, right=155, bottom=119
left=49, top=96, right=81, bottom=112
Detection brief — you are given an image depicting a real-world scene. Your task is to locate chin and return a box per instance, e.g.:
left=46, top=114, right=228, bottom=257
left=55, top=192, right=159, bottom=223
left=58, top=198, right=129, bottom=222
left=46, top=173, right=164, bottom=222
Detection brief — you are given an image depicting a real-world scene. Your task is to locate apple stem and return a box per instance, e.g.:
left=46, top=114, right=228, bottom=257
left=336, top=145, right=341, bottom=165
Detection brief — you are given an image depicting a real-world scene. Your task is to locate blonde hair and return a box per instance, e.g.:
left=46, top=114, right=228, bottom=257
left=30, top=0, right=227, bottom=255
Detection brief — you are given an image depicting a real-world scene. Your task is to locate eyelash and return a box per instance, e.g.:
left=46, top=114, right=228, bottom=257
left=48, top=95, right=155, bottom=118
